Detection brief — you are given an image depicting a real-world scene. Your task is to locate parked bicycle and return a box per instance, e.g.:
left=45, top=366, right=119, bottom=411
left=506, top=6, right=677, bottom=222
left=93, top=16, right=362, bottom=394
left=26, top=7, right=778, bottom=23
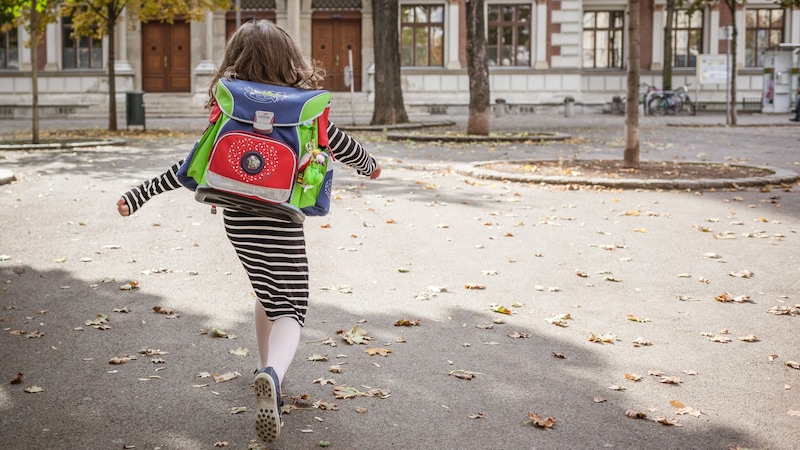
left=647, top=83, right=695, bottom=116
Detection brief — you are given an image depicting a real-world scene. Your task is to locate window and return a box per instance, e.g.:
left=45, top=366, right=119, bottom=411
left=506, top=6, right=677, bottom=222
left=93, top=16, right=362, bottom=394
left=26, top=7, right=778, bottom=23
left=487, top=4, right=531, bottom=66
left=62, top=17, right=102, bottom=69
left=1, top=28, right=19, bottom=69
left=400, top=4, right=444, bottom=66
left=672, top=10, right=702, bottom=68
left=745, top=9, right=784, bottom=67
left=582, top=11, right=624, bottom=69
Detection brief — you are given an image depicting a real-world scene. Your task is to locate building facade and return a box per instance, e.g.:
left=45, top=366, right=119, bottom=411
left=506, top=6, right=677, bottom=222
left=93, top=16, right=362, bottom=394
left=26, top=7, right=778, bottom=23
left=1, top=0, right=799, bottom=118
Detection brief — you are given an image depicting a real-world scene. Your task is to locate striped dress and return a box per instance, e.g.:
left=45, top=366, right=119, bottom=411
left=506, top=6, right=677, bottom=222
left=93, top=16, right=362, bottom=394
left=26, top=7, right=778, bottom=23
left=121, top=123, right=378, bottom=326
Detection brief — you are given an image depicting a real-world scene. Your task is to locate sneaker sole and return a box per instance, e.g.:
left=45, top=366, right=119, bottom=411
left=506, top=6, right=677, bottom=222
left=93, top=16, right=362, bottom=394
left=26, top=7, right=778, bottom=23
left=254, top=373, right=281, bottom=442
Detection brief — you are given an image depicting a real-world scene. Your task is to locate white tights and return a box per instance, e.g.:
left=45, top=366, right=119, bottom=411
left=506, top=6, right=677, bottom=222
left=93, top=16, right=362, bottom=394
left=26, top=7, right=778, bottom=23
left=254, top=300, right=301, bottom=384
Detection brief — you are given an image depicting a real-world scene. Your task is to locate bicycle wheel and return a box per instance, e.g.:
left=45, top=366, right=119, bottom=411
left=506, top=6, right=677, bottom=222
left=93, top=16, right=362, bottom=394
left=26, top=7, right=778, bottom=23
left=683, top=99, right=696, bottom=116
left=648, top=97, right=667, bottom=116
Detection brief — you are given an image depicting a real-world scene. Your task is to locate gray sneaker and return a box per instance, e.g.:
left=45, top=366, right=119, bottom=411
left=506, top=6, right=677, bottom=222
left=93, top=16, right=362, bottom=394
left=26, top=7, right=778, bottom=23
left=254, top=366, right=283, bottom=442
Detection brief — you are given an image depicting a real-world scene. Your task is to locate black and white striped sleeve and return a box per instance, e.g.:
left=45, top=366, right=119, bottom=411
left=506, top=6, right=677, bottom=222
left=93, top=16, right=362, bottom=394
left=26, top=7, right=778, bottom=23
left=121, top=161, right=184, bottom=215
left=326, top=122, right=377, bottom=177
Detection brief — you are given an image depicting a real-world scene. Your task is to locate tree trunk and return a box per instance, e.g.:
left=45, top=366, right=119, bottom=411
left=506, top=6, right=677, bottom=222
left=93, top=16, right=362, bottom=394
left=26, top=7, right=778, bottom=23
left=370, top=0, right=408, bottom=125
left=662, top=0, right=674, bottom=91
left=727, top=0, right=738, bottom=126
left=107, top=4, right=118, bottom=131
left=624, top=0, right=640, bottom=168
left=30, top=0, right=39, bottom=144
left=465, top=0, right=490, bottom=136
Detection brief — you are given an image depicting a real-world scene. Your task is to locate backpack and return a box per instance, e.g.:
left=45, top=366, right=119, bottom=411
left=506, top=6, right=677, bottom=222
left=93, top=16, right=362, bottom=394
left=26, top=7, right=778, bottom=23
left=177, top=78, right=333, bottom=223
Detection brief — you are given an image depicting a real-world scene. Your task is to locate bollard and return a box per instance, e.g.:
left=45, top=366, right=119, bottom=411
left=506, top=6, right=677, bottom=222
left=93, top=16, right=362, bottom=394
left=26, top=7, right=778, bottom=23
left=495, top=98, right=507, bottom=118
left=564, top=97, right=575, bottom=118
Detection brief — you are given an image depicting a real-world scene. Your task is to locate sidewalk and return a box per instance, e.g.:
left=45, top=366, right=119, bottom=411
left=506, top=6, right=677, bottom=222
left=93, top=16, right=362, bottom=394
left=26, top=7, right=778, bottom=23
left=0, top=122, right=798, bottom=449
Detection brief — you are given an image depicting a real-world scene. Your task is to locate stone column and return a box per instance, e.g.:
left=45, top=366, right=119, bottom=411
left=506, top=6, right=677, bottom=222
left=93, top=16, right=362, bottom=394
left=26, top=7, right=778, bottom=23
left=534, top=0, right=549, bottom=69
left=44, top=21, right=58, bottom=71
left=446, top=0, right=461, bottom=69
left=650, top=3, right=664, bottom=70
left=362, top=0, right=375, bottom=93
left=114, top=10, right=134, bottom=75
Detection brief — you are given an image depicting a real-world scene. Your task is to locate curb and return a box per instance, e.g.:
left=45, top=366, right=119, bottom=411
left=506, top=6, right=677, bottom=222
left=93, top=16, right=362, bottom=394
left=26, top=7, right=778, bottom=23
left=0, top=138, right=127, bottom=151
left=456, top=160, right=800, bottom=190
left=338, top=120, right=455, bottom=132
left=0, top=168, right=15, bottom=185
left=386, top=131, right=572, bottom=143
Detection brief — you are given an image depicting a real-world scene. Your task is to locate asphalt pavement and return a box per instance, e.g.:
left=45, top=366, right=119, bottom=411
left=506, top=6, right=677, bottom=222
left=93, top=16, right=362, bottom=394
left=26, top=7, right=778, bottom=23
left=1, top=110, right=799, bottom=450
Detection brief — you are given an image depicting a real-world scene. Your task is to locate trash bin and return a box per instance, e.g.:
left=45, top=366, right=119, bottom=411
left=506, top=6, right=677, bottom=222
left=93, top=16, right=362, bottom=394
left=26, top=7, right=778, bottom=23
left=126, top=91, right=146, bottom=130
left=611, top=96, right=624, bottom=114
left=495, top=98, right=507, bottom=118
left=564, top=97, right=575, bottom=118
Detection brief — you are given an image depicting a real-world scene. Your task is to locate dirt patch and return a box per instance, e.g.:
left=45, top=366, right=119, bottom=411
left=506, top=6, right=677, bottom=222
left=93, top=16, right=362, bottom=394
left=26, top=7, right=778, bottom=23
left=484, top=160, right=774, bottom=180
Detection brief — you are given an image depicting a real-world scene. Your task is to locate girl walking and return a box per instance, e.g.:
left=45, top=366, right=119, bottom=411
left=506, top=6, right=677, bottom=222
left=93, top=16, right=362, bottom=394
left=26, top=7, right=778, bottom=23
left=116, top=20, right=381, bottom=443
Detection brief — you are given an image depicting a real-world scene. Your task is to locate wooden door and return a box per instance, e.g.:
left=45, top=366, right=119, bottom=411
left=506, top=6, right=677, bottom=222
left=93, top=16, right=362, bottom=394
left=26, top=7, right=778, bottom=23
left=142, top=21, right=191, bottom=92
left=312, top=18, right=361, bottom=92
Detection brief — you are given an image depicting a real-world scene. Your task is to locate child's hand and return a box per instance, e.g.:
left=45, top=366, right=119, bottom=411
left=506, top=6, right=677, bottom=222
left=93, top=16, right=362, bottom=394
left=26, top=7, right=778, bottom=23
left=370, top=163, right=382, bottom=180
left=116, top=198, right=130, bottom=217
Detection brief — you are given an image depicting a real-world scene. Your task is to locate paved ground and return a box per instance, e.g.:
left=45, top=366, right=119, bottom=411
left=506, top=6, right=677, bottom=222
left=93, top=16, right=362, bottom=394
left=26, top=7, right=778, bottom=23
left=1, top=111, right=799, bottom=449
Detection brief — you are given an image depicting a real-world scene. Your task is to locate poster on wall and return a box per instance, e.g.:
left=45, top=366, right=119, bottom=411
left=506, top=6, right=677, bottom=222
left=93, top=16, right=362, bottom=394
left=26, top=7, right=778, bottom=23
left=696, top=54, right=731, bottom=85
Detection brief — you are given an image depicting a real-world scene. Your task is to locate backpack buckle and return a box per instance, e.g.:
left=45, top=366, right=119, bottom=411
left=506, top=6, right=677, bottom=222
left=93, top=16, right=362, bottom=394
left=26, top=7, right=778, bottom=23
left=253, top=111, right=275, bottom=134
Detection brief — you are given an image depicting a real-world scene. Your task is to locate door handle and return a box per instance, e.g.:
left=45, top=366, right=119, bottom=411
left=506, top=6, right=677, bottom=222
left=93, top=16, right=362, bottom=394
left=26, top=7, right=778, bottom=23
left=335, top=54, right=339, bottom=67
left=164, top=55, right=168, bottom=69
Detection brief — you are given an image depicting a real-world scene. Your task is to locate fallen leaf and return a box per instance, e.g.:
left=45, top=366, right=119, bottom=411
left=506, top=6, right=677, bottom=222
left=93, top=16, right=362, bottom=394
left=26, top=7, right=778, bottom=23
left=490, top=304, right=512, bottom=315
left=625, top=373, right=643, bottom=382
left=625, top=410, right=646, bottom=419
left=632, top=338, right=652, bottom=347
left=785, top=361, right=800, bottom=370
left=737, top=334, right=759, bottom=342
left=464, top=283, right=487, bottom=290
left=333, top=385, right=366, bottom=399
left=526, top=412, right=556, bottom=429
left=653, top=417, right=682, bottom=426
left=365, top=347, right=392, bottom=357
left=729, top=270, right=754, bottom=278
left=307, top=354, right=329, bottom=362
left=468, top=413, right=485, bottom=419
left=627, top=314, right=651, bottom=323
left=313, top=378, right=336, bottom=385
left=660, top=376, right=683, bottom=385
left=213, top=372, right=240, bottom=383
left=229, top=406, right=247, bottom=415
left=394, top=319, right=420, bottom=327
left=545, top=313, right=572, bottom=327
left=228, top=347, right=249, bottom=357
left=10, top=373, right=23, bottom=384
left=108, top=356, right=131, bottom=365
left=449, top=369, right=480, bottom=380
left=340, top=325, right=371, bottom=345
left=24, top=386, right=43, bottom=393
left=589, top=333, right=619, bottom=344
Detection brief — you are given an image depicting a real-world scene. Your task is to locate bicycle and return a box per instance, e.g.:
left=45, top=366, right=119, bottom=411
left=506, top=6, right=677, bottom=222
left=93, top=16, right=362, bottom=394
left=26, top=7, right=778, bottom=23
left=648, top=84, right=695, bottom=116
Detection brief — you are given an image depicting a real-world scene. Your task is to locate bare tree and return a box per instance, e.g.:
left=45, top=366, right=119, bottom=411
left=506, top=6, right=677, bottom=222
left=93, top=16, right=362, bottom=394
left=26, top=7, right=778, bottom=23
left=624, top=0, right=640, bottom=168
left=465, top=0, right=489, bottom=135
left=370, top=0, right=408, bottom=125
left=2, top=0, right=59, bottom=144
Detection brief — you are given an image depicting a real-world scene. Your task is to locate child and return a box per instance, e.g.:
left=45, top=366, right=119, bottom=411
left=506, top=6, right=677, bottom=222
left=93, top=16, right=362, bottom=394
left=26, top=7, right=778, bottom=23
left=115, top=20, right=381, bottom=443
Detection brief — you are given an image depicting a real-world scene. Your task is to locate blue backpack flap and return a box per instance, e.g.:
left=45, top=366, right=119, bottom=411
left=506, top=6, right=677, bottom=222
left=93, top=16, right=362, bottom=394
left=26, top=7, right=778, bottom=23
left=194, top=79, right=332, bottom=223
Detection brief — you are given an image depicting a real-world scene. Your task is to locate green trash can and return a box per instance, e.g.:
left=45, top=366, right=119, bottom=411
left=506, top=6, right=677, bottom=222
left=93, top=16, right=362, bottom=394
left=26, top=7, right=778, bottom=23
left=126, top=91, right=146, bottom=130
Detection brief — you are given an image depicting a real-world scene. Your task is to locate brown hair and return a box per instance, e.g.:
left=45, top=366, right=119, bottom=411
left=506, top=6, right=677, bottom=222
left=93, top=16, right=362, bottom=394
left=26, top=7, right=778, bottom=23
left=205, top=20, right=326, bottom=108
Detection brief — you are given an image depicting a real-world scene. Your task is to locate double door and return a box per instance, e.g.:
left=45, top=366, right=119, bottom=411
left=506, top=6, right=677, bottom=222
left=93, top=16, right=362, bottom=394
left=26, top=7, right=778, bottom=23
left=142, top=21, right=191, bottom=93
left=312, top=17, right=361, bottom=92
